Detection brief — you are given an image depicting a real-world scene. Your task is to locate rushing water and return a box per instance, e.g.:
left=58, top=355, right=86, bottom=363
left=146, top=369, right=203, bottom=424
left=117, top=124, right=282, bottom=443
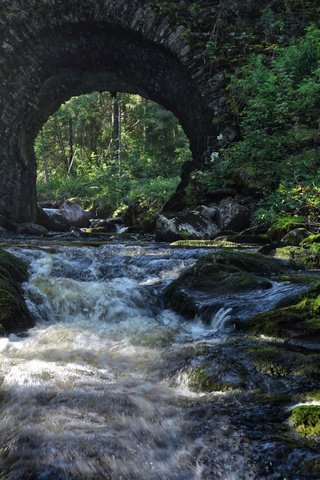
left=0, top=241, right=319, bottom=480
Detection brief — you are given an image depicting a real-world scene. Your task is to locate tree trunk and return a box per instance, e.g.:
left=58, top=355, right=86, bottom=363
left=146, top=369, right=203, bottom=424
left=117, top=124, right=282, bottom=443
left=41, top=128, right=50, bottom=184
left=111, top=93, right=122, bottom=175
left=68, top=116, right=74, bottom=176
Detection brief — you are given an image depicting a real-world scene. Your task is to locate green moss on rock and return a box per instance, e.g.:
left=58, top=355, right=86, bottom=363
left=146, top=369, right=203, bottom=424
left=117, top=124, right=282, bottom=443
left=246, top=281, right=320, bottom=339
left=0, top=249, right=33, bottom=333
left=165, top=250, right=292, bottom=318
left=290, top=405, right=320, bottom=439
left=302, top=234, right=320, bottom=245
left=275, top=244, right=320, bottom=268
left=247, top=346, right=320, bottom=379
left=0, top=249, right=28, bottom=283
left=267, top=217, right=305, bottom=241
left=188, top=367, right=229, bottom=393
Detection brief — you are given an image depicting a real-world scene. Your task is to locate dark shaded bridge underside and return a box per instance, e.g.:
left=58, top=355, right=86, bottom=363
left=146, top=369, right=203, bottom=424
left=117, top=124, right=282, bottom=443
left=0, top=1, right=222, bottom=222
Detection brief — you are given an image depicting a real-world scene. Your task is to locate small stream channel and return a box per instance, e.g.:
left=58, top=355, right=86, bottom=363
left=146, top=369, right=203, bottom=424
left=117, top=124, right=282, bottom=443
left=0, top=239, right=319, bottom=479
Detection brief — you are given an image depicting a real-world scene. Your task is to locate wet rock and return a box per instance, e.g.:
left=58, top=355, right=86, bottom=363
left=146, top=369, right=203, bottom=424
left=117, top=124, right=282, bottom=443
left=195, top=205, right=219, bottom=221
left=218, top=197, right=251, bottom=232
left=107, top=216, right=123, bottom=225
left=48, top=230, right=82, bottom=241
left=16, top=223, right=48, bottom=235
left=43, top=209, right=70, bottom=232
left=165, top=250, right=297, bottom=319
left=0, top=249, right=34, bottom=333
left=155, top=211, right=220, bottom=242
left=59, top=201, right=90, bottom=228
left=88, top=219, right=117, bottom=233
left=247, top=346, right=320, bottom=379
left=246, top=281, right=320, bottom=341
left=226, top=233, right=269, bottom=245
left=38, top=200, right=61, bottom=209
left=281, top=228, right=312, bottom=246
left=37, top=205, right=70, bottom=232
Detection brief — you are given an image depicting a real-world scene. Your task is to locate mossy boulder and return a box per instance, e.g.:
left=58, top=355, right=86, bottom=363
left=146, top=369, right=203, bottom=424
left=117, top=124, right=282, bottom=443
left=165, top=250, right=296, bottom=318
left=267, top=216, right=305, bottom=241
left=289, top=405, right=320, bottom=439
left=226, top=233, right=269, bottom=245
left=281, top=228, right=311, bottom=246
left=275, top=244, right=320, bottom=268
left=0, top=249, right=33, bottom=333
left=187, top=366, right=231, bottom=393
left=247, top=346, right=320, bottom=380
left=246, top=281, right=320, bottom=340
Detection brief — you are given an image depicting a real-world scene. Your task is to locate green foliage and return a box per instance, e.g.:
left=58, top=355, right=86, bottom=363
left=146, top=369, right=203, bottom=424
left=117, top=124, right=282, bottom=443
left=36, top=93, right=190, bottom=215
left=225, top=26, right=320, bottom=196
left=254, top=182, right=320, bottom=227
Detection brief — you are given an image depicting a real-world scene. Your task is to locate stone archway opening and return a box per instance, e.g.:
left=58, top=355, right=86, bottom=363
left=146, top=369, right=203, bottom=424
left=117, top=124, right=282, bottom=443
left=0, top=10, right=213, bottom=223
left=35, top=91, right=191, bottom=218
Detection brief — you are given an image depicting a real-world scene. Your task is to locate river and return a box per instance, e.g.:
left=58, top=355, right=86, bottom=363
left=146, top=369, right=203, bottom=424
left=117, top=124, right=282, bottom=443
left=0, top=239, right=318, bottom=479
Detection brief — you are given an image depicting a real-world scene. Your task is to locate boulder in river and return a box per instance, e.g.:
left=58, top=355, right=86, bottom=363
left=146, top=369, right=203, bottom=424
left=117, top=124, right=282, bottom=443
left=155, top=211, right=221, bottom=242
left=218, top=197, right=251, bottom=232
left=16, top=223, right=48, bottom=235
left=164, top=250, right=299, bottom=320
left=195, top=205, right=219, bottom=222
left=246, top=279, right=320, bottom=345
left=43, top=208, right=71, bottom=232
left=0, top=248, right=34, bottom=333
left=281, top=228, right=312, bottom=246
left=89, top=219, right=117, bottom=233
left=37, top=206, right=70, bottom=232
left=59, top=201, right=90, bottom=228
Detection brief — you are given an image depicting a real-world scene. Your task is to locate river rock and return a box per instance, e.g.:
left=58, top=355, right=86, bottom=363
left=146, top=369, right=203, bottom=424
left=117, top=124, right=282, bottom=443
left=107, top=217, right=123, bottom=225
left=89, top=219, right=117, bottom=233
left=43, top=208, right=71, bottom=232
left=195, top=205, right=219, bottom=221
left=59, top=201, right=90, bottom=228
left=281, top=228, right=311, bottom=246
left=218, top=197, right=251, bottom=232
left=0, top=248, right=34, bottom=333
left=164, top=250, right=298, bottom=320
left=16, top=223, right=48, bottom=235
left=38, top=200, right=62, bottom=209
left=155, top=211, right=221, bottom=242
left=37, top=206, right=70, bottom=232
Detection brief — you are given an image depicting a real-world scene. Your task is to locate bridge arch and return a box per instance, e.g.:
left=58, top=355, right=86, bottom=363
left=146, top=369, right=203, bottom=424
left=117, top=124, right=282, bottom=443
left=0, top=1, right=216, bottom=222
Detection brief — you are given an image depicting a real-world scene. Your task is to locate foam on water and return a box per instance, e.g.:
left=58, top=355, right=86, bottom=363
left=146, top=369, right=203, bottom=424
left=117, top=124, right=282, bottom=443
left=0, top=242, right=315, bottom=479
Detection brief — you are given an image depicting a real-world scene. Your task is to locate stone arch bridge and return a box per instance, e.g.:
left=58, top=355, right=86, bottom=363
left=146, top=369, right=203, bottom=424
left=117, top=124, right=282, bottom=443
left=0, top=0, right=226, bottom=222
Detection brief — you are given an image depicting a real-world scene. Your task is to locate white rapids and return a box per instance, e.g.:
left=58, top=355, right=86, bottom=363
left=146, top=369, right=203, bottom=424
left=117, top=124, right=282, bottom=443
left=0, top=242, right=313, bottom=480
left=0, top=244, right=221, bottom=480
